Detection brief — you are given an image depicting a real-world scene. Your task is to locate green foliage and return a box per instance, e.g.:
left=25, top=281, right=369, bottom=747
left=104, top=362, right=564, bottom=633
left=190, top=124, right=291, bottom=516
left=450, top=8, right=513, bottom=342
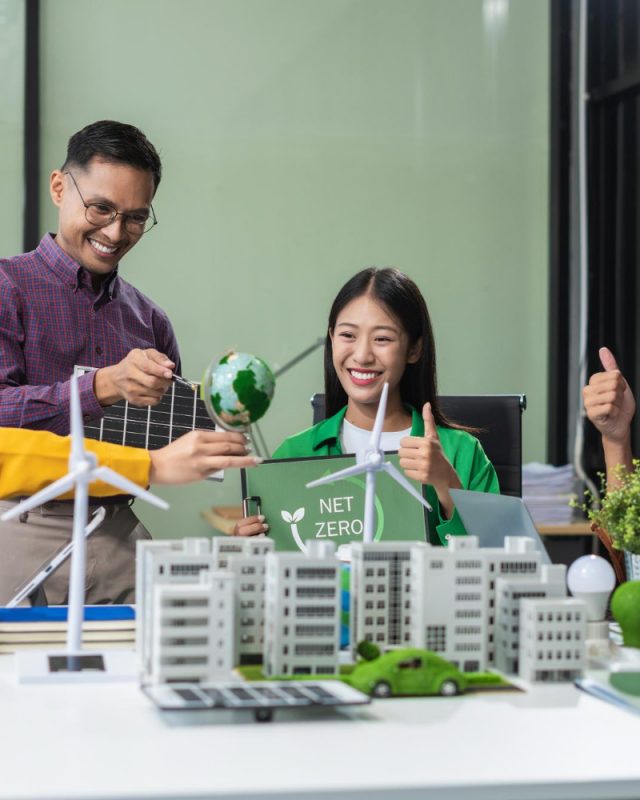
left=580, top=460, right=640, bottom=555
left=356, top=640, right=381, bottom=661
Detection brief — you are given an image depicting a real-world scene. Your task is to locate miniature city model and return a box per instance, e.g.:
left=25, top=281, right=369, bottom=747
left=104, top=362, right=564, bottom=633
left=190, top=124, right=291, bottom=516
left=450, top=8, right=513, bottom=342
left=263, top=541, right=341, bottom=677
left=495, top=564, right=567, bottom=674
left=148, top=571, right=234, bottom=684
left=518, top=597, right=587, bottom=682
left=137, top=536, right=274, bottom=683
left=137, top=534, right=591, bottom=690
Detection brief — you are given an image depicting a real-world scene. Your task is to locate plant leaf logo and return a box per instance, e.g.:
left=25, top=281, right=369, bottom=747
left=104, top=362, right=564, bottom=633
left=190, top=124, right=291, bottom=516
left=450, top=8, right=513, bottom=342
left=281, top=507, right=307, bottom=552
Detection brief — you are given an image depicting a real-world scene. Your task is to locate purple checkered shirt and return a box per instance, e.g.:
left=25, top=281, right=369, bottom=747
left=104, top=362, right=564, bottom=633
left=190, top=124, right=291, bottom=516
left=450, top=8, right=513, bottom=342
left=0, top=234, right=180, bottom=434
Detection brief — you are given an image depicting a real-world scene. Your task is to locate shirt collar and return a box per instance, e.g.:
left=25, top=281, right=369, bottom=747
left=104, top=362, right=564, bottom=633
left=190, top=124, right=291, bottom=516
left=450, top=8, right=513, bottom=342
left=310, top=404, right=424, bottom=450
left=37, top=233, right=119, bottom=298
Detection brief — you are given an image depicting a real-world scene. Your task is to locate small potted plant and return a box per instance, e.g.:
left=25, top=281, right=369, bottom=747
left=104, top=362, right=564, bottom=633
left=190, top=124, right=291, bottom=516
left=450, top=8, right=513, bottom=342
left=582, top=459, right=640, bottom=582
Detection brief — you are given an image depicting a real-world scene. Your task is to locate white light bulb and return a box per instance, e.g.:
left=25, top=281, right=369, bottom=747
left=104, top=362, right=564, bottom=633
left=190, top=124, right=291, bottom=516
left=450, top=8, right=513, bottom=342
left=567, top=555, right=616, bottom=621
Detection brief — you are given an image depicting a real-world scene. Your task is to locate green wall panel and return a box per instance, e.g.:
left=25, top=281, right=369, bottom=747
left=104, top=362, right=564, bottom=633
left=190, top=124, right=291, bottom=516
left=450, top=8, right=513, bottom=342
left=0, top=0, right=24, bottom=257
left=39, top=0, right=549, bottom=538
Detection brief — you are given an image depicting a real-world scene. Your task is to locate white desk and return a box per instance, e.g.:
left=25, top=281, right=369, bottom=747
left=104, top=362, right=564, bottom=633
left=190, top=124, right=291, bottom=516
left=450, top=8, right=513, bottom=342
left=1, top=655, right=640, bottom=800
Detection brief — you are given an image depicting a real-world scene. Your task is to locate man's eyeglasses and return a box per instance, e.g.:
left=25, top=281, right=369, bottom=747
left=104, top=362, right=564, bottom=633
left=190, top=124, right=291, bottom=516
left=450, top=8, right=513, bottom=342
left=65, top=171, right=157, bottom=235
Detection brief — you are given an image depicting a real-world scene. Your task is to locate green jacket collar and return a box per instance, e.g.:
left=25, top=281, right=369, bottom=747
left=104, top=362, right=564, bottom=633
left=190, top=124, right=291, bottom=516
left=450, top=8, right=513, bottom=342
left=310, top=405, right=424, bottom=453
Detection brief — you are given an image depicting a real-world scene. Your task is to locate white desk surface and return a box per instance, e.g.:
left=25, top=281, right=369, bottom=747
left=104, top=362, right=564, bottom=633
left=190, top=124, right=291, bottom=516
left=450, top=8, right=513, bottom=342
left=1, top=654, right=640, bottom=800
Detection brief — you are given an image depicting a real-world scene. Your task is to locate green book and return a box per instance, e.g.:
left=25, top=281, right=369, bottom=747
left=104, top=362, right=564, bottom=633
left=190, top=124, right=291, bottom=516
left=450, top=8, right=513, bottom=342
left=241, top=454, right=429, bottom=551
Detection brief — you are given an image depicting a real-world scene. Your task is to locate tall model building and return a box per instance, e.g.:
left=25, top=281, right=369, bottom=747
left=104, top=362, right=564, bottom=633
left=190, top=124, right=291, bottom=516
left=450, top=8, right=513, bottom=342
left=147, top=570, right=234, bottom=684
left=137, top=538, right=216, bottom=679
left=351, top=541, right=423, bottom=657
left=518, top=597, right=586, bottom=682
left=225, top=538, right=275, bottom=665
left=494, top=563, right=567, bottom=674
left=212, top=535, right=273, bottom=569
left=410, top=537, right=488, bottom=672
left=263, top=541, right=341, bottom=677
left=481, top=538, right=541, bottom=665
left=410, top=536, right=543, bottom=672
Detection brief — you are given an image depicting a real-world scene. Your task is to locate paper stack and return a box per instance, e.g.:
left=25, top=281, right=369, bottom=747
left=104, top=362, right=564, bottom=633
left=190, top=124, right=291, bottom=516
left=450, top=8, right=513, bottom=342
left=0, top=605, right=135, bottom=653
left=522, top=462, right=576, bottom=526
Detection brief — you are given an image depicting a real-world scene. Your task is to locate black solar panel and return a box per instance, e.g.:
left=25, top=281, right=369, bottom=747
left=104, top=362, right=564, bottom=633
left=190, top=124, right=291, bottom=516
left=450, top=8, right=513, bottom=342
left=76, top=365, right=216, bottom=449
left=143, top=680, right=370, bottom=721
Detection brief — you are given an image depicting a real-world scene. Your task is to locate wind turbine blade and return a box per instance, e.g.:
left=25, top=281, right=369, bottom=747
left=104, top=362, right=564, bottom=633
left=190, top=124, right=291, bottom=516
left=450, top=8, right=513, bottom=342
left=0, top=474, right=78, bottom=521
left=369, top=382, right=389, bottom=451
left=381, top=461, right=433, bottom=511
left=69, top=372, right=86, bottom=467
left=92, top=467, right=169, bottom=510
left=306, top=462, right=369, bottom=489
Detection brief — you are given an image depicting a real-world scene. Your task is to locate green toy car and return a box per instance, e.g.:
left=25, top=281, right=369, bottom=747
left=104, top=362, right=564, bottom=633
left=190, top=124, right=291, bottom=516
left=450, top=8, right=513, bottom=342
left=347, top=648, right=468, bottom=698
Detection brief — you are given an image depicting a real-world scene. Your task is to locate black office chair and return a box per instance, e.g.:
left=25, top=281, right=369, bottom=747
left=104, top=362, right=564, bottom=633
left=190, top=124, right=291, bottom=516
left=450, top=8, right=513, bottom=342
left=310, top=393, right=526, bottom=498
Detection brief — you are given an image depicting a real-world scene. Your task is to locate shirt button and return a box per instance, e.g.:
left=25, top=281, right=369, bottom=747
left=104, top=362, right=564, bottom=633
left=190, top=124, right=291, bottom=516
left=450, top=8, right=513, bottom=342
left=95, top=346, right=103, bottom=355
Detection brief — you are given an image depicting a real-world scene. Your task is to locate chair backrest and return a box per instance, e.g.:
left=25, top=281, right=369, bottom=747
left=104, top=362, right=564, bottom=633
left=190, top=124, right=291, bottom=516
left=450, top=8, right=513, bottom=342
left=310, top=393, right=526, bottom=498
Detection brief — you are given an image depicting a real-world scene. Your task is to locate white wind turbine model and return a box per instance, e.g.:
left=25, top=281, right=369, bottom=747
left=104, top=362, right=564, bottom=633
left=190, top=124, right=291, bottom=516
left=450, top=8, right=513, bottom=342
left=1, top=373, right=169, bottom=682
left=306, top=382, right=432, bottom=544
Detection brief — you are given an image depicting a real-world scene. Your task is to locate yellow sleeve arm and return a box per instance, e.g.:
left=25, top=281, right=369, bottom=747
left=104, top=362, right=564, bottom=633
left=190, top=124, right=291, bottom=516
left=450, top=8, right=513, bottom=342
left=0, top=428, right=151, bottom=499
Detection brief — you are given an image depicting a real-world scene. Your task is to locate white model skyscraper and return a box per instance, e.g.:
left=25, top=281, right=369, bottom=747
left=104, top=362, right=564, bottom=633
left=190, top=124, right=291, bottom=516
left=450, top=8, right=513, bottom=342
left=263, top=541, right=341, bottom=677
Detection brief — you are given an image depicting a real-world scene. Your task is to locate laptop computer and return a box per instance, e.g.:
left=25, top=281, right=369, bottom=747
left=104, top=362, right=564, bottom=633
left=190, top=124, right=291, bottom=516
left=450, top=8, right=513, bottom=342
left=449, top=488, right=551, bottom=564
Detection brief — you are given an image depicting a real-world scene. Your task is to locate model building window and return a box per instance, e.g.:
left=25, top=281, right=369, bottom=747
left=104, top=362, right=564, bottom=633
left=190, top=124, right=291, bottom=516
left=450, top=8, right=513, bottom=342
left=426, top=625, right=446, bottom=652
left=365, top=616, right=373, bottom=625
left=170, top=563, right=210, bottom=575
left=295, top=625, right=335, bottom=637
left=455, top=609, right=481, bottom=618
left=296, top=605, right=334, bottom=617
left=455, top=592, right=481, bottom=601
left=297, top=567, right=336, bottom=579
left=366, top=568, right=374, bottom=577
left=377, top=600, right=385, bottom=609
left=365, top=601, right=374, bottom=609
left=295, top=643, right=335, bottom=656
left=299, top=586, right=335, bottom=599
left=240, top=566, right=255, bottom=575
left=430, top=560, right=443, bottom=569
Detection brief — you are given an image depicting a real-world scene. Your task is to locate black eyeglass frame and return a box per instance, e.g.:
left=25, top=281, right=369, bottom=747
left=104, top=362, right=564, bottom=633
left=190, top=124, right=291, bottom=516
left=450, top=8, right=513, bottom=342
left=64, top=171, right=158, bottom=235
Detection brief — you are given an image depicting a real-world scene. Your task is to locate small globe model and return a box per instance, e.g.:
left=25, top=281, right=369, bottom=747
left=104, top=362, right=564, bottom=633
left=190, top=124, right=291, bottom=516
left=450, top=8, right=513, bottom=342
left=201, top=351, right=275, bottom=431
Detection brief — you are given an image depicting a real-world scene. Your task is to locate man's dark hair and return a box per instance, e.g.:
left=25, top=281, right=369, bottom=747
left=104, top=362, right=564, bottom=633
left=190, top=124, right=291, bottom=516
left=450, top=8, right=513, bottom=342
left=61, top=120, right=162, bottom=190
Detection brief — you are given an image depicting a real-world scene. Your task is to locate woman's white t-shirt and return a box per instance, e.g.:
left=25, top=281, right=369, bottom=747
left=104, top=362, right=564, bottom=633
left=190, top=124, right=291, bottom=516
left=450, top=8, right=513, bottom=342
left=340, top=417, right=412, bottom=463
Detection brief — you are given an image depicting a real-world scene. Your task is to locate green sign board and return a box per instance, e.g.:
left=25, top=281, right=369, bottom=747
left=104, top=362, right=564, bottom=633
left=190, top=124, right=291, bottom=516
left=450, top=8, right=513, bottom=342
left=241, top=454, right=429, bottom=552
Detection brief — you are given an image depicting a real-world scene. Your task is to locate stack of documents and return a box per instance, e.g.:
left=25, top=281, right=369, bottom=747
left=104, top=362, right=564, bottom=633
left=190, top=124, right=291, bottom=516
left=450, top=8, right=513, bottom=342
left=522, top=462, right=576, bottom=526
left=0, top=606, right=135, bottom=653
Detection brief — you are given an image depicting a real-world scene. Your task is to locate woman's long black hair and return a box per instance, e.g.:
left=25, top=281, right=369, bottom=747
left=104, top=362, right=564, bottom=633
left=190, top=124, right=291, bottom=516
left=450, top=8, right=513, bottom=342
left=324, top=267, right=459, bottom=429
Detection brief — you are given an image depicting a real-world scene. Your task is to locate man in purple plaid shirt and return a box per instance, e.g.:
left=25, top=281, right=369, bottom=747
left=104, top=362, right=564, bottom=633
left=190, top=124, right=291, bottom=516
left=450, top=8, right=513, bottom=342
left=0, top=121, right=252, bottom=605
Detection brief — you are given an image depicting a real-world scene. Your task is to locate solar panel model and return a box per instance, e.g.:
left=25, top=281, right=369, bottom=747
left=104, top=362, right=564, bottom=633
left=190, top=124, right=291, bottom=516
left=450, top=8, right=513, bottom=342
left=143, top=680, right=371, bottom=722
left=75, top=366, right=221, bottom=479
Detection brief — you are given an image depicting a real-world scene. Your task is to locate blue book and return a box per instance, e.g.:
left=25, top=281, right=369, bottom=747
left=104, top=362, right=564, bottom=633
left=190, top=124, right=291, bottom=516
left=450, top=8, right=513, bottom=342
left=0, top=605, right=135, bottom=623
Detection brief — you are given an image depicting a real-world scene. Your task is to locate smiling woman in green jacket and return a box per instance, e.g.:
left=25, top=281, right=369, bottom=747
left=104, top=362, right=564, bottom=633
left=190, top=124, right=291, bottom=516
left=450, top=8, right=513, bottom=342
left=235, top=267, right=499, bottom=545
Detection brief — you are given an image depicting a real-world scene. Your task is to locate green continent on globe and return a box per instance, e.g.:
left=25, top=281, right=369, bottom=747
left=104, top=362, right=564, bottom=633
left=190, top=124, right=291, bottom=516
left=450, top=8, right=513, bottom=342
left=211, top=392, right=240, bottom=419
left=233, top=368, right=270, bottom=422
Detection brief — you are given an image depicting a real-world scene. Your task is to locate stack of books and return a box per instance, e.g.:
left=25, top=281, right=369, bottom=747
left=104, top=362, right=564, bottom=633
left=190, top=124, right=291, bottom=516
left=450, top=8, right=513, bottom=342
left=523, top=462, right=577, bottom=526
left=0, top=606, right=136, bottom=653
